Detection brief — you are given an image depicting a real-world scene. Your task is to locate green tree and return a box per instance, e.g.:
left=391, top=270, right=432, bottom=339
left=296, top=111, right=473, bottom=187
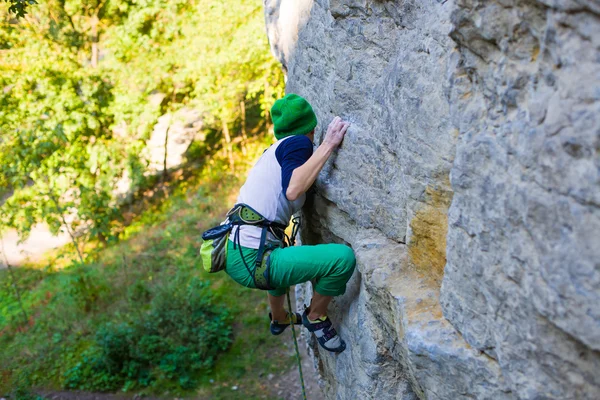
left=0, top=0, right=284, bottom=253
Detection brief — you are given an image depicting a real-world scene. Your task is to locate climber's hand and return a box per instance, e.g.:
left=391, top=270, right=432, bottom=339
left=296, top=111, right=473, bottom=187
left=323, top=116, right=350, bottom=148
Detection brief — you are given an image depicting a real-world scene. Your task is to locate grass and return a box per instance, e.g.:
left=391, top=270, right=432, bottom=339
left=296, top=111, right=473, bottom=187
left=0, top=135, right=298, bottom=399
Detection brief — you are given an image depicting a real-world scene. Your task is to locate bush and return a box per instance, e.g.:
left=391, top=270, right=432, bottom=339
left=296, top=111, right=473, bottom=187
left=63, top=278, right=232, bottom=391
left=5, top=376, right=45, bottom=400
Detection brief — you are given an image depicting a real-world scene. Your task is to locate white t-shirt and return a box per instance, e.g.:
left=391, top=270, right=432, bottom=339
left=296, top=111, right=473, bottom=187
left=229, top=135, right=313, bottom=249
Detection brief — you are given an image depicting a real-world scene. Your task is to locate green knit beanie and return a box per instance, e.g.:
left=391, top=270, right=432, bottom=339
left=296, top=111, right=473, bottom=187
left=271, top=94, right=318, bottom=140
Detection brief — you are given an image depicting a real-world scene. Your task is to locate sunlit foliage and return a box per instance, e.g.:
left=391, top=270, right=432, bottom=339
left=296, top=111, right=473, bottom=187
left=0, top=0, right=284, bottom=248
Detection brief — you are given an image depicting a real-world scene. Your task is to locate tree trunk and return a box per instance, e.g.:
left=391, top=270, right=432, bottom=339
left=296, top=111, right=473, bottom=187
left=163, top=124, right=170, bottom=182
left=240, top=100, right=248, bottom=156
left=222, top=119, right=235, bottom=172
left=48, top=191, right=85, bottom=265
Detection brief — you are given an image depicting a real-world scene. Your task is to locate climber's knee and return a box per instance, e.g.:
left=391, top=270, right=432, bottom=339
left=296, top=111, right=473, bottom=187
left=336, top=245, right=356, bottom=278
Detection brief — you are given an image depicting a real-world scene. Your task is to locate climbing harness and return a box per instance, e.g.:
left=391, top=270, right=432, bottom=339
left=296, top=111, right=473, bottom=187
left=202, top=203, right=301, bottom=290
left=287, top=288, right=307, bottom=400
left=229, top=203, right=293, bottom=290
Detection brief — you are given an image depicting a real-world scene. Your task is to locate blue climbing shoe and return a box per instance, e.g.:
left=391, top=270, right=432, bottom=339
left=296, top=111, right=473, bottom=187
left=301, top=308, right=346, bottom=353
left=269, top=312, right=302, bottom=335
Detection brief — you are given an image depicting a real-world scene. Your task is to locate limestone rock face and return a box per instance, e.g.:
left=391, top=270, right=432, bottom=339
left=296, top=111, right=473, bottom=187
left=263, top=0, right=600, bottom=399
left=442, top=1, right=600, bottom=398
left=113, top=107, right=204, bottom=200
left=143, top=107, right=204, bottom=173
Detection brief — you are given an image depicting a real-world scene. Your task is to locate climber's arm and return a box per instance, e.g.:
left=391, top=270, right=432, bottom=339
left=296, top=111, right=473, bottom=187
left=286, top=117, right=349, bottom=201
left=285, top=142, right=335, bottom=201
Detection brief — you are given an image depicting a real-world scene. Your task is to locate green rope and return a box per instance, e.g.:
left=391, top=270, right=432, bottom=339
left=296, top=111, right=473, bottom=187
left=287, top=289, right=307, bottom=400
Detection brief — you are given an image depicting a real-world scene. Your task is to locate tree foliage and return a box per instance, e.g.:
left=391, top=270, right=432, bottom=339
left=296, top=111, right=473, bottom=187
left=0, top=0, right=284, bottom=250
left=3, top=0, right=36, bottom=18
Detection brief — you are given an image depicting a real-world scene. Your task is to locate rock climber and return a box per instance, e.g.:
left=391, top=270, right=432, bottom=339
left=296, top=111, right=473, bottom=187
left=224, top=93, right=356, bottom=353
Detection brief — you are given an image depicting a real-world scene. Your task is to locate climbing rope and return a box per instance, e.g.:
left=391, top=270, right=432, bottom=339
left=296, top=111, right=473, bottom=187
left=287, top=288, right=307, bottom=400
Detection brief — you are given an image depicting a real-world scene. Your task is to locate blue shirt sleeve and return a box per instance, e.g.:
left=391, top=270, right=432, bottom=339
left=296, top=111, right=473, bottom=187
left=275, top=135, right=314, bottom=199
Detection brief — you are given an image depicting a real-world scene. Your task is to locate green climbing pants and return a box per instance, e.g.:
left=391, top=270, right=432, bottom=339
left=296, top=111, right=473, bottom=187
left=225, top=240, right=356, bottom=297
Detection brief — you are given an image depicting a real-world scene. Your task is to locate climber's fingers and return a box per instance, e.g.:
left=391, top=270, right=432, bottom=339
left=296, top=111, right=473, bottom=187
left=325, top=116, right=350, bottom=147
left=328, top=116, right=341, bottom=133
left=340, top=121, right=350, bottom=136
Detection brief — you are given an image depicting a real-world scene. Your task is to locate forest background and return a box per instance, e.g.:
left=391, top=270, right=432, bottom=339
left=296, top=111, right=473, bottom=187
left=0, top=0, right=294, bottom=398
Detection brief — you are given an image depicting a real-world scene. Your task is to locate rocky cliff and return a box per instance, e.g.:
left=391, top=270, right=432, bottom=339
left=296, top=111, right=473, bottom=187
left=264, top=0, right=600, bottom=399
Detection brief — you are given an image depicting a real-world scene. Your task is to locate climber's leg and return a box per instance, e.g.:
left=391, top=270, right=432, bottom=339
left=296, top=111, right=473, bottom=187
left=225, top=240, right=356, bottom=297
left=307, top=291, right=332, bottom=320
left=267, top=243, right=356, bottom=298
left=268, top=292, right=287, bottom=321
left=224, top=241, right=257, bottom=288
left=267, top=244, right=354, bottom=352
left=267, top=291, right=302, bottom=335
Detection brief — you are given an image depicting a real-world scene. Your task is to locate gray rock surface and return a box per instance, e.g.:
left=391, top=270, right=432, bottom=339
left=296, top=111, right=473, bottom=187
left=143, top=107, right=204, bottom=173
left=441, top=1, right=600, bottom=398
left=113, top=107, right=204, bottom=200
left=264, top=0, right=600, bottom=399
